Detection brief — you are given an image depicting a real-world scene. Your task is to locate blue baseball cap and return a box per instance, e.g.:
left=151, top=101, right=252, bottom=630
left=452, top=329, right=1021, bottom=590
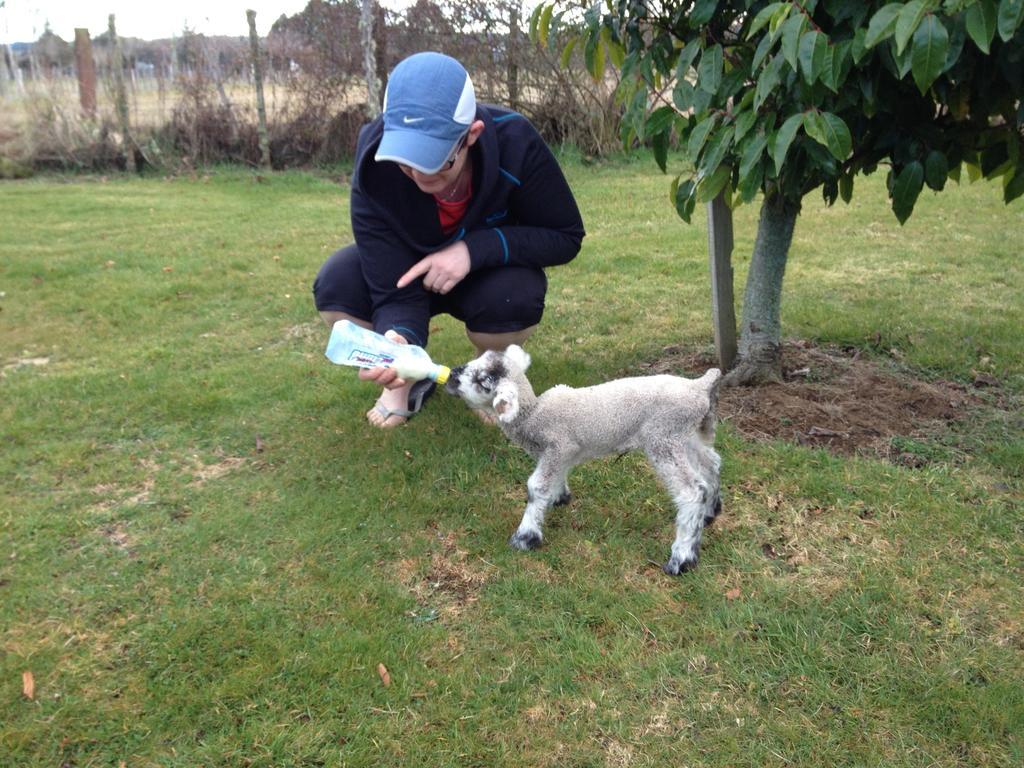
left=375, top=52, right=476, bottom=174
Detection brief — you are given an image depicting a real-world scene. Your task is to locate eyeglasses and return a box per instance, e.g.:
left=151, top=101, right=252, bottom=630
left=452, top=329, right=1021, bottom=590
left=442, top=133, right=469, bottom=170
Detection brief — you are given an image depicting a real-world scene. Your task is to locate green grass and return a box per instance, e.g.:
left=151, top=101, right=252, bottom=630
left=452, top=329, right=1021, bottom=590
left=1, top=158, right=1022, bottom=767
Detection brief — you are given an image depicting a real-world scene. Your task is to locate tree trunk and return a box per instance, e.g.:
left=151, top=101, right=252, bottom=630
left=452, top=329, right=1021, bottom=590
left=508, top=6, right=520, bottom=111
left=108, top=15, right=136, bottom=173
left=374, top=2, right=388, bottom=103
left=723, top=192, right=800, bottom=386
left=246, top=9, right=271, bottom=169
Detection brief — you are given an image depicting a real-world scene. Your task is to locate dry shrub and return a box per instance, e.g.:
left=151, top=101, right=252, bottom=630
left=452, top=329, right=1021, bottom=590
left=18, top=93, right=126, bottom=171
left=5, top=0, right=631, bottom=170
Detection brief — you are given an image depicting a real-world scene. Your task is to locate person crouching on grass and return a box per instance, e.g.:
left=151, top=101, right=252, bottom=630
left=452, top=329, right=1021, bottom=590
left=313, top=51, right=585, bottom=428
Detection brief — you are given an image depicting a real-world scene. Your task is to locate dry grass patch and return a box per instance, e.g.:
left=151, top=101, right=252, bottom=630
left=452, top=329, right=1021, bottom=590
left=393, top=529, right=495, bottom=621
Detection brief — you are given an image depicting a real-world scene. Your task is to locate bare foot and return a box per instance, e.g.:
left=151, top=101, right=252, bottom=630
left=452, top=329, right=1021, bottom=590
left=366, top=384, right=413, bottom=428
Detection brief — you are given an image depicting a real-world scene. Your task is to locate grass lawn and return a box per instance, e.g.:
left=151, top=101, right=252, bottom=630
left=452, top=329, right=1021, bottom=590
left=1, top=155, right=1022, bottom=767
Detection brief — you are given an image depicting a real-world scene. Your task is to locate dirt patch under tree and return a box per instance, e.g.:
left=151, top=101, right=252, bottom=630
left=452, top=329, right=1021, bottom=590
left=642, top=340, right=1004, bottom=466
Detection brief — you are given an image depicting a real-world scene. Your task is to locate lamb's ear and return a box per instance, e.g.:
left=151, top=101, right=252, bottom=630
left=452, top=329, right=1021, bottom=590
left=504, top=344, right=531, bottom=372
left=492, top=381, right=520, bottom=423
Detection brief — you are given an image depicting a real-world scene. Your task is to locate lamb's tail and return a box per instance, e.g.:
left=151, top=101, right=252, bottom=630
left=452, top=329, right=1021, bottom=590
left=697, top=368, right=722, bottom=444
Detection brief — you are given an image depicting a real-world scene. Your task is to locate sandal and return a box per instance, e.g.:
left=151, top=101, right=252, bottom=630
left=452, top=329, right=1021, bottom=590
left=407, top=379, right=436, bottom=412
left=368, top=380, right=436, bottom=429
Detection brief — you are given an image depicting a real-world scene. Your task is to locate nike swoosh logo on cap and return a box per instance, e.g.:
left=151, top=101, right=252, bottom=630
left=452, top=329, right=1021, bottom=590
left=403, top=116, right=425, bottom=124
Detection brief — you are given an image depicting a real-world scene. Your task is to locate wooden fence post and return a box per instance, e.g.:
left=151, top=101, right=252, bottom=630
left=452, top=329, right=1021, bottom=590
left=246, top=10, right=271, bottom=169
left=707, top=191, right=737, bottom=372
left=74, top=29, right=97, bottom=118
left=108, top=14, right=135, bottom=172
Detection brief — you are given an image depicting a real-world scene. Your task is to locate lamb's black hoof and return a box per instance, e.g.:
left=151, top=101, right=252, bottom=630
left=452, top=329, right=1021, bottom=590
left=554, top=491, right=573, bottom=507
left=662, top=556, right=698, bottom=576
left=509, top=530, right=543, bottom=551
left=704, top=495, right=722, bottom=526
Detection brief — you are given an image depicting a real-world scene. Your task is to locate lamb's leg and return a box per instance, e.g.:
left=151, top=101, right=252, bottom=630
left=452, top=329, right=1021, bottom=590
left=697, top=446, right=722, bottom=527
left=510, top=457, right=568, bottom=551
left=647, top=449, right=710, bottom=575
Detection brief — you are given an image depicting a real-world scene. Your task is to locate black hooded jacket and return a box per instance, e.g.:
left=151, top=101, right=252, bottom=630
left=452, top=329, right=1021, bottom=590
left=350, top=104, right=585, bottom=346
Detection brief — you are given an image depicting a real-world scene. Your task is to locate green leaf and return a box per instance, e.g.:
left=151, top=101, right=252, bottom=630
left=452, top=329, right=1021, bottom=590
left=769, top=3, right=794, bottom=40
left=851, top=28, right=868, bottom=64
left=821, top=40, right=851, bottom=92
left=697, top=163, right=732, bottom=203
left=584, top=29, right=606, bottom=81
left=754, top=53, right=785, bottom=110
left=674, top=178, right=697, bottom=222
left=699, top=126, right=735, bottom=180
left=998, top=0, right=1024, bottom=41
left=652, top=130, right=670, bottom=173
left=780, top=14, right=806, bottom=70
left=673, top=79, right=696, bottom=112
left=892, top=160, right=925, bottom=224
left=646, top=106, right=677, bottom=137
left=747, top=2, right=786, bottom=39
left=895, top=0, right=930, bottom=55
left=752, top=29, right=776, bottom=70
left=687, top=115, right=718, bottom=159
left=538, top=4, right=554, bottom=48
left=839, top=172, right=854, bottom=203
left=691, top=0, right=719, bottom=27
left=734, top=109, right=758, bottom=143
left=528, top=3, right=544, bottom=43
left=738, top=161, right=764, bottom=202
left=966, top=0, right=998, bottom=53
left=559, top=35, right=580, bottom=69
left=698, top=45, right=723, bottom=93
left=803, top=111, right=852, bottom=160
left=982, top=143, right=1014, bottom=178
left=1005, top=164, right=1024, bottom=203
left=911, top=14, right=950, bottom=94
left=676, top=38, right=701, bottom=79
left=924, top=149, right=949, bottom=191
left=893, top=36, right=915, bottom=78
left=603, top=27, right=626, bottom=69
left=798, top=30, right=829, bottom=85
left=773, top=112, right=804, bottom=172
left=865, top=3, right=903, bottom=49
left=739, top=131, right=768, bottom=181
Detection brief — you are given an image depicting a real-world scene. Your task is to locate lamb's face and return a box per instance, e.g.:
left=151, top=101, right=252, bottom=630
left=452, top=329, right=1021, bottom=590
left=444, top=350, right=510, bottom=409
left=445, top=345, right=531, bottom=420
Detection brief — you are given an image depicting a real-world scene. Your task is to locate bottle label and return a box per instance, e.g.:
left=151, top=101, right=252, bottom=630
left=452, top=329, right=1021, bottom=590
left=349, top=348, right=395, bottom=368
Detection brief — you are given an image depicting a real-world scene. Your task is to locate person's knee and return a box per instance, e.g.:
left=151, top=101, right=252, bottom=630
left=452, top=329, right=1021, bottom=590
left=467, top=324, right=537, bottom=353
left=313, top=244, right=370, bottom=321
left=459, top=268, right=546, bottom=331
left=320, top=311, right=371, bottom=330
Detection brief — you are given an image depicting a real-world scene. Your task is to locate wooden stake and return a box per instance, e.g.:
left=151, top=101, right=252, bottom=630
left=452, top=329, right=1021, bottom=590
left=707, top=192, right=737, bottom=372
left=74, top=28, right=97, bottom=118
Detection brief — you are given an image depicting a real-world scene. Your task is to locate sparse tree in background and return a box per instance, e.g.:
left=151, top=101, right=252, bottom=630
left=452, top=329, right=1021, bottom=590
left=537, top=0, right=1024, bottom=385
left=360, top=0, right=382, bottom=117
left=247, top=10, right=271, bottom=168
left=108, top=14, right=135, bottom=172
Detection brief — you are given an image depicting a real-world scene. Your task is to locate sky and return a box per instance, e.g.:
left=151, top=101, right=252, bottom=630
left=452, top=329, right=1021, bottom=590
left=0, top=1, right=356, bottom=43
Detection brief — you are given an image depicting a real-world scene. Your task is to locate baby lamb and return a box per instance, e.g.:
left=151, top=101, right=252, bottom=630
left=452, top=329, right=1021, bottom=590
left=444, top=345, right=723, bottom=575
